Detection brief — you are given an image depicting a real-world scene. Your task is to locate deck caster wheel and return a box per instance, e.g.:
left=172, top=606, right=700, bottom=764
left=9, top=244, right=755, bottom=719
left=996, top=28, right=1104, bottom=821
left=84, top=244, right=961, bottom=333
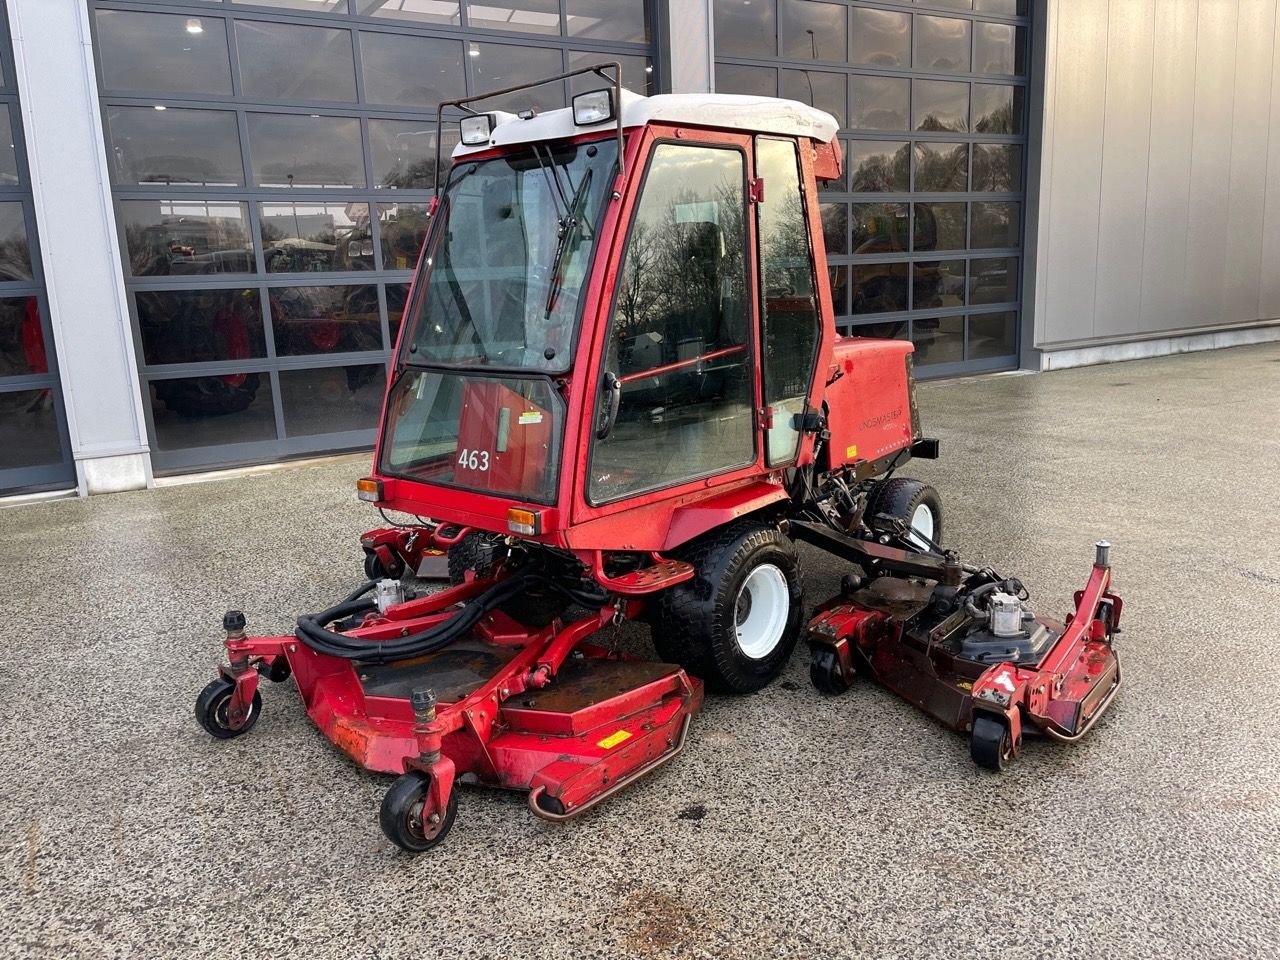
left=195, top=677, right=262, bottom=740
left=363, top=549, right=404, bottom=582
left=380, top=771, right=458, bottom=853
left=810, top=649, right=854, bottom=696
left=263, top=656, right=291, bottom=683
left=970, top=715, right=1014, bottom=771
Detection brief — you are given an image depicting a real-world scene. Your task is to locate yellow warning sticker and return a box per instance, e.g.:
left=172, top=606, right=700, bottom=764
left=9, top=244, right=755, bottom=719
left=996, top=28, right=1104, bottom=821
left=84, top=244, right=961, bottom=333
left=597, top=729, right=632, bottom=750
left=846, top=444, right=858, bottom=460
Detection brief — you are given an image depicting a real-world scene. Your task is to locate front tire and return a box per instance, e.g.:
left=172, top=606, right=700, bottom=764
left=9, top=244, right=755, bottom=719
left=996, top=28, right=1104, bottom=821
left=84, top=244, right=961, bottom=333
left=654, top=521, right=803, bottom=694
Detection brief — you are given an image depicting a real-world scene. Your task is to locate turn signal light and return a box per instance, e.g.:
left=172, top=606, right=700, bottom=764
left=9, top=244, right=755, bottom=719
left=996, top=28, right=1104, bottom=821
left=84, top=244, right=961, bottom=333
left=507, top=507, right=543, bottom=536
left=356, top=477, right=383, bottom=503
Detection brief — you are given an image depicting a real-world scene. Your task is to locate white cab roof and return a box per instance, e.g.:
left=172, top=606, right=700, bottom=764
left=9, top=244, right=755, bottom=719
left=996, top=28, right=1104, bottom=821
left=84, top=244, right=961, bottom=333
left=452, top=91, right=839, bottom=158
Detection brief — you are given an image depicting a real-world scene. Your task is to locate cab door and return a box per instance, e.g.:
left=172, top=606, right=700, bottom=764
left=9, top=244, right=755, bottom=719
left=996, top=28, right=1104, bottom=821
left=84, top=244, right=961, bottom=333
left=755, top=136, right=823, bottom=467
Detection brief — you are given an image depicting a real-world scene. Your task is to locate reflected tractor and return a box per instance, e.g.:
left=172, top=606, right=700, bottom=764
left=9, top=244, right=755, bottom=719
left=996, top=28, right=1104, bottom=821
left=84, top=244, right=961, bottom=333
left=196, top=65, right=1123, bottom=851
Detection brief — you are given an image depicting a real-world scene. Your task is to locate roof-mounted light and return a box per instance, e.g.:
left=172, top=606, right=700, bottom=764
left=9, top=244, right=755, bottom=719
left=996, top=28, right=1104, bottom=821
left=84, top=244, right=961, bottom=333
left=572, top=88, right=614, bottom=127
left=459, top=114, right=493, bottom=145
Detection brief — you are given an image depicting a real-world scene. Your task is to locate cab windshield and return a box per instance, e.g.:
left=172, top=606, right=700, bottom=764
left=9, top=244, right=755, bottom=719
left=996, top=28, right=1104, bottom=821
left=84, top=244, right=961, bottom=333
left=401, top=138, right=618, bottom=373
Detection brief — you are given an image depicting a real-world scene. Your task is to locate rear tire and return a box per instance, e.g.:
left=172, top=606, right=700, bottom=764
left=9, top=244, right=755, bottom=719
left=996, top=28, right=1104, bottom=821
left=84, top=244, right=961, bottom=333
left=868, top=477, right=943, bottom=551
left=653, top=520, right=803, bottom=694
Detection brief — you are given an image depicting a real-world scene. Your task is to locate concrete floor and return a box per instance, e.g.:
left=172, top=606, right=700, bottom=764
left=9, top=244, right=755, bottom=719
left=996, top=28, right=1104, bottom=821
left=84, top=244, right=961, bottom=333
left=3, top=343, right=1279, bottom=959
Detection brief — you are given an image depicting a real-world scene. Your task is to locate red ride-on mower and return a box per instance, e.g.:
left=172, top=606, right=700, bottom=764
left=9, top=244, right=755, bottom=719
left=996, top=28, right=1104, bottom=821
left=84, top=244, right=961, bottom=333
left=195, top=65, right=1121, bottom=851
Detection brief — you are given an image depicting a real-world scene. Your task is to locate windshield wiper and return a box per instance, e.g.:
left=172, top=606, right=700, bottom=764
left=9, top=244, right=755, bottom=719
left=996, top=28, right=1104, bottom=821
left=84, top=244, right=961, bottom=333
left=543, top=166, right=594, bottom=318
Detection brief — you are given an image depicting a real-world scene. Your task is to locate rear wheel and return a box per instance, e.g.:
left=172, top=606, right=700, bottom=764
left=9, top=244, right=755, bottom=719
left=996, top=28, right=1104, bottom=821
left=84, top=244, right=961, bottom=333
left=654, top=521, right=803, bottom=694
left=869, top=477, right=943, bottom=551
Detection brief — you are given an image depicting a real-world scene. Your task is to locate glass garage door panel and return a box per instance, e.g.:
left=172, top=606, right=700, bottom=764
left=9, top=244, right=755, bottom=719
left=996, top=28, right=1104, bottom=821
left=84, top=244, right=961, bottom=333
left=713, top=0, right=1030, bottom=377
left=90, top=0, right=658, bottom=473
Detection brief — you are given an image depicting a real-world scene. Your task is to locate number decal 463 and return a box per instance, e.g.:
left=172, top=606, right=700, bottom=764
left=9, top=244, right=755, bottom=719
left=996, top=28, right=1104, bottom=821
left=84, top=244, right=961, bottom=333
left=457, top=448, right=491, bottom=472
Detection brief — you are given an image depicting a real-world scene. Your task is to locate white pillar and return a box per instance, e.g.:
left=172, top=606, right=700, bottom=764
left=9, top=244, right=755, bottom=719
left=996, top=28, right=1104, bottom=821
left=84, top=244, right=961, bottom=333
left=6, top=0, right=151, bottom=495
left=664, top=0, right=714, bottom=94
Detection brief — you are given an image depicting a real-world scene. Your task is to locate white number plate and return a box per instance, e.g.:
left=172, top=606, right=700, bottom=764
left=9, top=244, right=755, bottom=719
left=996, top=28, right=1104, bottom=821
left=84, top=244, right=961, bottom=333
left=457, top=448, right=491, bottom=472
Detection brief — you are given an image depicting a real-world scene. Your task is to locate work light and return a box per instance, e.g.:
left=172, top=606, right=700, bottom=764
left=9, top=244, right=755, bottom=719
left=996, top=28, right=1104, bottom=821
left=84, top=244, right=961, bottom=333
left=572, top=89, right=614, bottom=126
left=459, top=114, right=493, bottom=145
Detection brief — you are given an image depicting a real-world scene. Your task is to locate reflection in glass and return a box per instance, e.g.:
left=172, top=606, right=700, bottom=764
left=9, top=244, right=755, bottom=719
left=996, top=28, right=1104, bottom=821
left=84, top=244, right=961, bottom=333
left=820, top=203, right=848, bottom=255
left=378, top=203, right=431, bottom=271
left=715, top=64, right=777, bottom=99
left=0, top=390, right=63, bottom=469
left=568, top=52, right=654, bottom=97
left=851, top=262, right=908, bottom=314
left=914, top=80, right=969, bottom=132
left=972, top=201, right=1020, bottom=249
left=467, top=0, right=560, bottom=34
left=916, top=16, right=971, bottom=73
left=270, top=285, right=383, bottom=357
left=850, top=75, right=909, bottom=131
left=280, top=365, right=386, bottom=437
left=973, top=143, right=1022, bottom=192
left=974, top=84, right=1024, bottom=134
left=0, top=203, right=31, bottom=281
left=135, top=289, right=265, bottom=366
left=469, top=42, right=564, bottom=112
left=386, top=282, right=410, bottom=343
left=849, top=141, right=909, bottom=193
left=828, top=265, right=848, bottom=315
left=969, top=311, right=1017, bottom=359
left=713, top=0, right=776, bottom=58
left=975, top=0, right=1027, bottom=13
left=912, top=260, right=966, bottom=311
left=0, top=297, right=46, bottom=377
left=914, top=142, right=968, bottom=191
left=975, top=22, right=1023, bottom=76
left=0, top=108, right=16, bottom=186
left=567, top=0, right=649, bottom=43
left=913, top=203, right=966, bottom=252
left=850, top=203, right=908, bottom=255
left=780, top=0, right=846, bottom=62
left=260, top=202, right=374, bottom=273
left=357, top=0, right=462, bottom=22
left=361, top=32, right=466, bottom=107
left=121, top=200, right=255, bottom=276
left=235, top=21, right=357, bottom=103
left=969, top=258, right=1018, bottom=305
left=107, top=107, right=243, bottom=186
left=150, top=373, right=276, bottom=450
left=782, top=70, right=845, bottom=127
left=370, top=120, right=459, bottom=191
left=248, top=114, right=365, bottom=188
left=95, top=11, right=232, bottom=96
left=912, top=316, right=963, bottom=365
left=236, top=0, right=346, bottom=10
left=851, top=9, right=909, bottom=67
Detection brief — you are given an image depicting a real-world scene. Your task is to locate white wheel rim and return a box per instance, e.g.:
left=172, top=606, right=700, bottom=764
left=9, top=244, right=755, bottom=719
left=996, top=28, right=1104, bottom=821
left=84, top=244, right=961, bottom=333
left=735, top=564, right=790, bottom=660
left=908, top=503, right=935, bottom=550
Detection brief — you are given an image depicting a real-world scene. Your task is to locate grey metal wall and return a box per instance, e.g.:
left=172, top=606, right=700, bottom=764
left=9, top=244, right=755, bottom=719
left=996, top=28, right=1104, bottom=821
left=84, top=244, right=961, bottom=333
left=1033, top=0, right=1280, bottom=351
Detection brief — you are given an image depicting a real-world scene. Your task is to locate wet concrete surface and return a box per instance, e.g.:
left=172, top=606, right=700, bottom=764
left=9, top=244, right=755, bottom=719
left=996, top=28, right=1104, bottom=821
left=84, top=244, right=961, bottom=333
left=2, top=343, right=1279, bottom=959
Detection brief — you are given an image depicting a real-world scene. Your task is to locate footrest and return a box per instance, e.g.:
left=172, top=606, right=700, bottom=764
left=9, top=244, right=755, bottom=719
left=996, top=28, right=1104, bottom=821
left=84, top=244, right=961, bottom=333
left=598, top=559, right=695, bottom=595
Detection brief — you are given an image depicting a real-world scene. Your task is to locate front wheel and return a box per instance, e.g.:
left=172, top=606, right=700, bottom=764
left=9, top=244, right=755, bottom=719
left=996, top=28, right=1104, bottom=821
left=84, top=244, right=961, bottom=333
left=653, top=521, right=803, bottom=694
left=379, top=771, right=458, bottom=853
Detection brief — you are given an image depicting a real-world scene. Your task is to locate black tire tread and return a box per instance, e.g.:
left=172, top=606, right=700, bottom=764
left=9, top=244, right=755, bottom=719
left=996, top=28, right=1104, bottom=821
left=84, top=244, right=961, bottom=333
left=379, top=771, right=458, bottom=853
left=868, top=477, right=943, bottom=548
left=195, top=677, right=262, bottom=740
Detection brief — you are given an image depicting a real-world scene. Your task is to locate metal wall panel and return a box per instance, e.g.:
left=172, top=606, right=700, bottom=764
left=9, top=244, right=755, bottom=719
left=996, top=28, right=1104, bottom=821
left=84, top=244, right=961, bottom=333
left=1037, top=0, right=1280, bottom=349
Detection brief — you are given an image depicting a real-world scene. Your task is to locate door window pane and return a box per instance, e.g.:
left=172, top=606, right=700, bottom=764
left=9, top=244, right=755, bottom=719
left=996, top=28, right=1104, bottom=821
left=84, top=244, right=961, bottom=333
left=914, top=142, right=968, bottom=191
left=969, top=257, right=1017, bottom=305
left=975, top=22, right=1024, bottom=76
left=378, top=202, right=431, bottom=270
left=120, top=200, right=255, bottom=276
left=361, top=32, right=466, bottom=107
left=851, top=9, right=910, bottom=68
left=150, top=373, right=276, bottom=450
left=95, top=11, right=232, bottom=96
left=0, top=203, right=32, bottom=281
left=468, top=42, right=564, bottom=112
left=370, top=119, right=458, bottom=191
left=913, top=260, right=965, bottom=310
left=850, top=76, right=910, bottom=131
left=851, top=262, right=908, bottom=314
left=270, top=285, right=382, bottom=356
left=467, top=0, right=561, bottom=35
left=568, top=52, right=654, bottom=97
left=914, top=80, right=969, bottom=131
left=849, top=141, right=910, bottom=193
left=590, top=144, right=752, bottom=503
left=782, top=69, right=845, bottom=127
left=969, top=311, right=1016, bottom=359
left=0, top=297, right=46, bottom=377
left=567, top=0, right=649, bottom=43
left=820, top=203, right=848, bottom=255
left=235, top=21, right=357, bottom=103
left=280, top=365, right=386, bottom=437
left=357, top=1, right=462, bottom=23
left=714, top=0, right=776, bottom=58
left=107, top=107, right=243, bottom=186
left=913, top=203, right=966, bottom=251
left=916, top=16, right=971, bottom=73
left=0, top=390, right=64, bottom=468
left=912, top=316, right=963, bottom=364
left=973, top=143, right=1022, bottom=191
left=781, top=0, right=846, bottom=62
left=260, top=202, right=374, bottom=273
left=247, top=114, right=365, bottom=188
left=237, top=0, right=346, bottom=10
left=716, top=64, right=777, bottom=99
left=851, top=203, right=908, bottom=255
left=973, top=84, right=1024, bottom=134
left=0, top=107, right=17, bottom=186
left=135, top=289, right=265, bottom=366
left=972, top=201, right=1019, bottom=248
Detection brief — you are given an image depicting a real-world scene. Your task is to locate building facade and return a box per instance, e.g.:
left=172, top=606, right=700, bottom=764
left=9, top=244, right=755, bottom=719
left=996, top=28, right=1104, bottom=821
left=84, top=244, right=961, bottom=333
left=2, top=0, right=1278, bottom=497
